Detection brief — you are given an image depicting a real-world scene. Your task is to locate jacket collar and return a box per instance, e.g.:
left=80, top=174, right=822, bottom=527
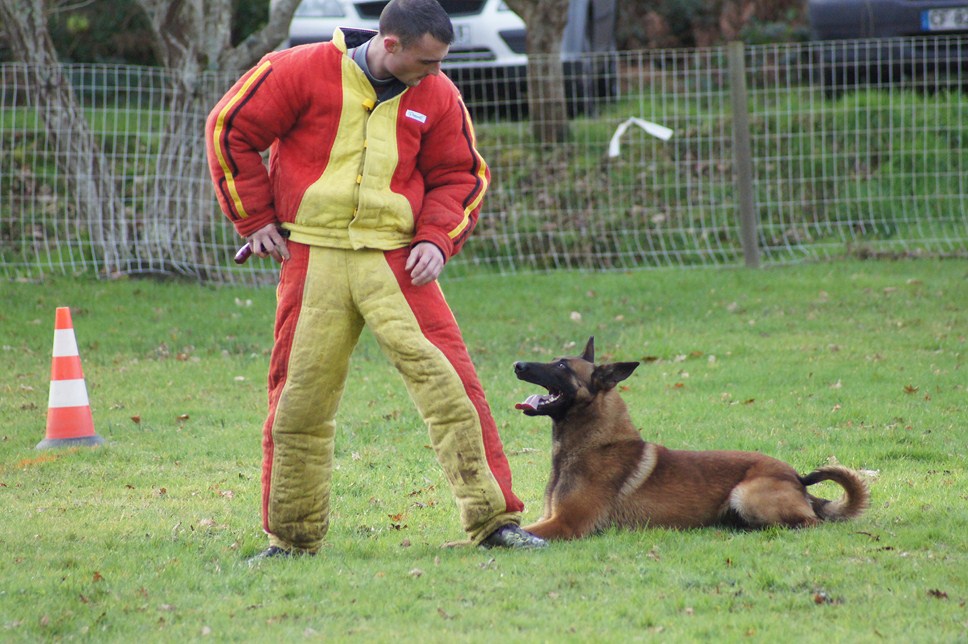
left=333, top=27, right=377, bottom=53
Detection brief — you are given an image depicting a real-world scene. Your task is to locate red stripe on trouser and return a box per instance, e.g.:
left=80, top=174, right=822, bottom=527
left=261, top=242, right=310, bottom=541
left=382, top=249, right=523, bottom=515
left=260, top=245, right=521, bottom=551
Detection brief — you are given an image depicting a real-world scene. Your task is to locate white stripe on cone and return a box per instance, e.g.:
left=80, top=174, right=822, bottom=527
left=53, top=328, right=80, bottom=357
left=48, top=379, right=90, bottom=408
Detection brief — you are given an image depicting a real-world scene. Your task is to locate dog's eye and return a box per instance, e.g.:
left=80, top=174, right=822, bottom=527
left=556, top=362, right=568, bottom=370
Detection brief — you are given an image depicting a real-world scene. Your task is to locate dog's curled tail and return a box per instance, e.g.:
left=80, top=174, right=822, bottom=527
left=800, top=465, right=870, bottom=521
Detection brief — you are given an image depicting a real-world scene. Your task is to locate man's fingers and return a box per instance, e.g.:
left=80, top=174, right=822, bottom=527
left=266, top=242, right=287, bottom=263
left=409, top=257, right=427, bottom=284
left=249, top=226, right=289, bottom=263
left=412, top=265, right=432, bottom=286
left=269, top=236, right=290, bottom=262
left=406, top=243, right=444, bottom=286
left=410, top=255, right=441, bottom=286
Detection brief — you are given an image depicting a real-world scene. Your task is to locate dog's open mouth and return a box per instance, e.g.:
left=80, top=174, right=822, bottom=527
left=515, top=391, right=562, bottom=415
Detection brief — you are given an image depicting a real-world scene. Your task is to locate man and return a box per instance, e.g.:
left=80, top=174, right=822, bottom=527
left=205, top=0, right=545, bottom=560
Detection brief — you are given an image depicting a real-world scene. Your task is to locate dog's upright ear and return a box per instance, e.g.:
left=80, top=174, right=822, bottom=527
left=591, top=361, right=639, bottom=392
left=581, top=336, right=595, bottom=363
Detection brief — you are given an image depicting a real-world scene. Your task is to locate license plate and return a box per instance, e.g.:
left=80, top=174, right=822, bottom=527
left=452, top=23, right=472, bottom=48
left=922, top=7, right=968, bottom=31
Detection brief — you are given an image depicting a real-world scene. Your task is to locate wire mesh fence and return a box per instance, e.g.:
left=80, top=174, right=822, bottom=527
left=1, top=37, right=966, bottom=285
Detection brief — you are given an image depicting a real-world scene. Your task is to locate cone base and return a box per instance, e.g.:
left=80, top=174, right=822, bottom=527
left=36, top=434, right=105, bottom=450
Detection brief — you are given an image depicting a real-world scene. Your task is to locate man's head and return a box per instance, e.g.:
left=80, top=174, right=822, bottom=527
left=380, top=0, right=454, bottom=48
left=373, top=0, right=453, bottom=86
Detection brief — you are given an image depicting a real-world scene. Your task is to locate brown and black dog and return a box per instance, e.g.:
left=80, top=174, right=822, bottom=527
left=514, top=337, right=870, bottom=540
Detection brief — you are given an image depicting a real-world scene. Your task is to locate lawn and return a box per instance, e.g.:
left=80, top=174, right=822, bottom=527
left=1, top=258, right=965, bottom=641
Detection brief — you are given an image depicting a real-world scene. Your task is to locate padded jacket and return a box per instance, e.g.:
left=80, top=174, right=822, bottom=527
left=206, top=28, right=490, bottom=260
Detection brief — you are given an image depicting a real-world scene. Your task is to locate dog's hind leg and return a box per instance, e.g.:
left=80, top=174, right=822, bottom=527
left=728, top=477, right=820, bottom=529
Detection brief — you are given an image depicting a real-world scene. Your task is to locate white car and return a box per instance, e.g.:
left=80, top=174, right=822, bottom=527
left=281, top=0, right=619, bottom=117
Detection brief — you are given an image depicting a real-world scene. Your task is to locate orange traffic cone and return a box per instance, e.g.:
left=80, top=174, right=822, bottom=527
left=36, top=307, right=104, bottom=449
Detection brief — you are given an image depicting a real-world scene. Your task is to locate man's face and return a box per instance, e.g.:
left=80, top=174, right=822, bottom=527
left=384, top=33, right=449, bottom=87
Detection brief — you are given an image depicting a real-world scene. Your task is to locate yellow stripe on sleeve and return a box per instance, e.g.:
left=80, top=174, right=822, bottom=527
left=449, top=112, right=489, bottom=240
left=212, top=60, right=273, bottom=220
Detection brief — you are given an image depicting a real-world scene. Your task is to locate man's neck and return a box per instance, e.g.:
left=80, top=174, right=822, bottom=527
left=363, top=35, right=394, bottom=81
left=351, top=38, right=405, bottom=102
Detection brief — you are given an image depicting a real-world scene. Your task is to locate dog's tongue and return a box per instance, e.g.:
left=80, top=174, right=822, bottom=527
left=515, top=394, right=544, bottom=412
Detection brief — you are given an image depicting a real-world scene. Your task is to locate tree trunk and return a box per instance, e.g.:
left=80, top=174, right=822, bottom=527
left=0, top=0, right=132, bottom=275
left=0, top=0, right=300, bottom=277
left=130, top=0, right=300, bottom=276
left=504, top=0, right=570, bottom=144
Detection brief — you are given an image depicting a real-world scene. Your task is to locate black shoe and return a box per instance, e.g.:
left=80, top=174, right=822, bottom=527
left=247, top=545, right=314, bottom=565
left=480, top=524, right=548, bottom=549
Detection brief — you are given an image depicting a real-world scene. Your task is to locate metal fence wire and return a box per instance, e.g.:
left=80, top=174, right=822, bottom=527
left=1, top=38, right=966, bottom=284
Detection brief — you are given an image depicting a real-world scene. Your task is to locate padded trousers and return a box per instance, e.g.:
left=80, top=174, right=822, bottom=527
left=261, top=244, right=524, bottom=551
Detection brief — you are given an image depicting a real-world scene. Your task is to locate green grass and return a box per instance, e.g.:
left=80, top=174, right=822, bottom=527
left=1, top=259, right=966, bottom=641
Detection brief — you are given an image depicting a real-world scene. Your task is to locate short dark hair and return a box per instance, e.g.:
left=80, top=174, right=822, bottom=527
left=379, top=0, right=454, bottom=47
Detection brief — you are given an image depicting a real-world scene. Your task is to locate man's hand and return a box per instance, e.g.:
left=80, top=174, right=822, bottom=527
left=247, top=223, right=290, bottom=263
left=406, top=242, right=444, bottom=286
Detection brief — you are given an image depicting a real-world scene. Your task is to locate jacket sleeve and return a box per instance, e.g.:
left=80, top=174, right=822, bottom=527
left=412, top=91, right=490, bottom=260
left=205, top=53, right=303, bottom=238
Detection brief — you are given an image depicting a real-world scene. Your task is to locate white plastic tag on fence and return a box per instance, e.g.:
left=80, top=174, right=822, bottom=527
left=608, top=117, right=674, bottom=157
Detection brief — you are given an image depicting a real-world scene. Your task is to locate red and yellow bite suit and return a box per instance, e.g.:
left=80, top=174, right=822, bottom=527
left=205, top=28, right=523, bottom=551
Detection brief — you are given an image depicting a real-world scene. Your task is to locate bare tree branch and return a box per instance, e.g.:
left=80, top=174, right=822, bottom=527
left=222, top=0, right=301, bottom=71
left=0, top=0, right=302, bottom=277
left=133, top=0, right=300, bottom=75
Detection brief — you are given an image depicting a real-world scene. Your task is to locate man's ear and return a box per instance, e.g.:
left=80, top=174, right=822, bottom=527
left=383, top=35, right=400, bottom=54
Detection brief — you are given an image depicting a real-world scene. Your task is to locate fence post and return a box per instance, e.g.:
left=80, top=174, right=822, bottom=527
left=727, top=41, right=760, bottom=269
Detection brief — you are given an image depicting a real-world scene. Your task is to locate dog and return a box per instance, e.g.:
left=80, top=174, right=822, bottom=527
left=514, top=337, right=870, bottom=540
